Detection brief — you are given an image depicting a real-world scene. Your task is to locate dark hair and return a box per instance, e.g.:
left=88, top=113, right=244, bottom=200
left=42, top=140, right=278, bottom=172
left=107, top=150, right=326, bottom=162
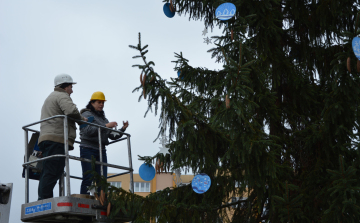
left=86, top=100, right=105, bottom=118
left=59, top=83, right=72, bottom=89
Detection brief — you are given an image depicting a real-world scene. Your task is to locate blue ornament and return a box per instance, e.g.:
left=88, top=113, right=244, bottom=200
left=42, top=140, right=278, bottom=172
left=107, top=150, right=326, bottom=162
left=163, top=3, right=175, bottom=18
left=352, top=37, right=360, bottom=60
left=192, top=173, right=211, bottom=194
left=139, top=163, right=155, bottom=181
left=177, top=70, right=184, bottom=80
left=215, top=3, right=236, bottom=21
left=80, top=116, right=94, bottom=129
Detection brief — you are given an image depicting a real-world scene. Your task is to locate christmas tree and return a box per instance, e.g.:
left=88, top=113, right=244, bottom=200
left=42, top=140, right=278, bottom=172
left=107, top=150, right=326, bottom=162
left=96, top=0, right=360, bottom=222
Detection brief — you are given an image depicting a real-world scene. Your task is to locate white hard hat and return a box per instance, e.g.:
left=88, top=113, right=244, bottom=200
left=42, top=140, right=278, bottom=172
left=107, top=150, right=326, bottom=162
left=54, top=74, right=77, bottom=87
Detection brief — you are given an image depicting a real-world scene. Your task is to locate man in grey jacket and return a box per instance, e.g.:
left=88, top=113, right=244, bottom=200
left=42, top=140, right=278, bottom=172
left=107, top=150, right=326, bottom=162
left=38, top=74, right=86, bottom=200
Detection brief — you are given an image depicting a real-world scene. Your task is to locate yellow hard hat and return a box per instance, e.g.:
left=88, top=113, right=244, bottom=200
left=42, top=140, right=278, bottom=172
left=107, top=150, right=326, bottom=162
left=90, top=91, right=106, bottom=101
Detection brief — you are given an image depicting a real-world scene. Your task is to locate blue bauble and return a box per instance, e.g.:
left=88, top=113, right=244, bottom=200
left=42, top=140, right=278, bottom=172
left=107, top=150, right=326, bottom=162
left=192, top=173, right=211, bottom=194
left=352, top=37, right=360, bottom=60
left=177, top=70, right=184, bottom=79
left=163, top=3, right=175, bottom=18
left=80, top=116, right=94, bottom=129
left=139, top=163, right=155, bottom=181
left=215, top=3, right=236, bottom=21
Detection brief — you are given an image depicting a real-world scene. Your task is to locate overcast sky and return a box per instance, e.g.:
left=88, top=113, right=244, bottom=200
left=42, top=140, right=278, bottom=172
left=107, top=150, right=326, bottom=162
left=0, top=0, right=223, bottom=221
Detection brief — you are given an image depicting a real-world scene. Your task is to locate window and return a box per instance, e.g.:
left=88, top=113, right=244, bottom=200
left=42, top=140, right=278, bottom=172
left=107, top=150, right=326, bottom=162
left=235, top=181, right=248, bottom=188
left=109, top=181, right=121, bottom=188
left=231, top=197, right=246, bottom=208
left=134, top=182, right=151, bottom=192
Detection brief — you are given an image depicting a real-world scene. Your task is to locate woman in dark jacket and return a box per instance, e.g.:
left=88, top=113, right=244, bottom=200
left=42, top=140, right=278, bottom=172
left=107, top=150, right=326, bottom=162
left=79, top=91, right=129, bottom=194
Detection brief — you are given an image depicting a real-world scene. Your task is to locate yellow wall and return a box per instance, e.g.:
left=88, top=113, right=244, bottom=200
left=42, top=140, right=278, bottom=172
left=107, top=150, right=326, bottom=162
left=107, top=173, right=151, bottom=197
left=107, top=172, right=195, bottom=196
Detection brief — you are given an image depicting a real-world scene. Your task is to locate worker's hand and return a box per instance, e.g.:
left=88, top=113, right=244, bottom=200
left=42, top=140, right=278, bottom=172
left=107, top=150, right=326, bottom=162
left=106, top=122, right=118, bottom=128
left=122, top=121, right=129, bottom=130
left=83, top=117, right=88, bottom=122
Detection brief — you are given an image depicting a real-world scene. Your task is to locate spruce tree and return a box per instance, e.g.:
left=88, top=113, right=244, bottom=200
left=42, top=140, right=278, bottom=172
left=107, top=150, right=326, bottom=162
left=96, top=0, right=360, bottom=222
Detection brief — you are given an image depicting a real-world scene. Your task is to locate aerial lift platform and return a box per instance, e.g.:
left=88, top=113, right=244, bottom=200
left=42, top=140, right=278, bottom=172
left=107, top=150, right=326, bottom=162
left=0, top=183, right=13, bottom=223
left=21, top=115, right=135, bottom=223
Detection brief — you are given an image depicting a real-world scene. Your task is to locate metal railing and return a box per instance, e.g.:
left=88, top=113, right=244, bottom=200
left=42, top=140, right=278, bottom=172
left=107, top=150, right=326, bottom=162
left=22, top=115, right=134, bottom=203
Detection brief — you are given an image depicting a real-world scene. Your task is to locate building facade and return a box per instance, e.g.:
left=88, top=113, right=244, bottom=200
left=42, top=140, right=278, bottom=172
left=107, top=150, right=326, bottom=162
left=107, top=172, right=194, bottom=197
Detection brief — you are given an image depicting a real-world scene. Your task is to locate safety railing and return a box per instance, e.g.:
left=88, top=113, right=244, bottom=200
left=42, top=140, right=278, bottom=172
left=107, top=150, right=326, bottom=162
left=22, top=115, right=134, bottom=203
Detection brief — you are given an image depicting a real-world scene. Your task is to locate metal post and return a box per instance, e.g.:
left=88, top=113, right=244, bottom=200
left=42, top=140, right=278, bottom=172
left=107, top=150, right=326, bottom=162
left=63, top=116, right=71, bottom=196
left=24, top=130, right=29, bottom=203
left=127, top=136, right=134, bottom=193
left=59, top=172, right=65, bottom=196
left=58, top=176, right=62, bottom=196
left=98, top=128, right=103, bottom=176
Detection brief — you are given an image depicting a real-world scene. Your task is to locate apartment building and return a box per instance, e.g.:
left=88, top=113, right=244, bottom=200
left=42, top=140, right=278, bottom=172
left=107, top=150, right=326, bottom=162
left=107, top=172, right=194, bottom=196
left=107, top=172, right=252, bottom=222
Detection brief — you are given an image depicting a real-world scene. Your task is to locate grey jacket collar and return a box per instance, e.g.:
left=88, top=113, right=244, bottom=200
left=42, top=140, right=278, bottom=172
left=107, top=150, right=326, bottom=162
left=80, top=108, right=91, bottom=114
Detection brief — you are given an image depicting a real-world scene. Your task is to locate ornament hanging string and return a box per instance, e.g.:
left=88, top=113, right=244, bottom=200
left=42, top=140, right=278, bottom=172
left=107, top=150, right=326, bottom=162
left=230, top=21, right=234, bottom=41
left=224, top=21, right=234, bottom=41
left=169, top=0, right=175, bottom=13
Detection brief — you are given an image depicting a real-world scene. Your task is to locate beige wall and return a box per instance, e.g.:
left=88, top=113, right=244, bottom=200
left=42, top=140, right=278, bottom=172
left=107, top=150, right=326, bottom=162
left=179, top=175, right=194, bottom=184
left=156, top=173, right=173, bottom=191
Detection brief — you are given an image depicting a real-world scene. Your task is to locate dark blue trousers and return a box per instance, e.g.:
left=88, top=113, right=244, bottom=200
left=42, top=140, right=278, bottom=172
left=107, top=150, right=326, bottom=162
left=38, top=141, right=65, bottom=200
left=80, top=147, right=107, bottom=194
